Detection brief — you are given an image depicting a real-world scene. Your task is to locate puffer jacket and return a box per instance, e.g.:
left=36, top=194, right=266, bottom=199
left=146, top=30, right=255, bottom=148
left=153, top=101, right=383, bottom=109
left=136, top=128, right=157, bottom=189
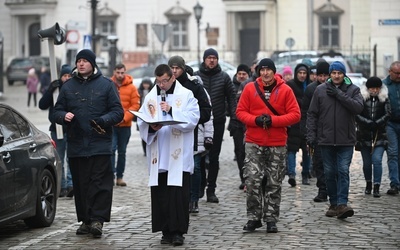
left=285, top=63, right=311, bottom=151
left=307, top=78, right=364, bottom=146
left=195, top=63, right=237, bottom=123
left=355, top=83, right=390, bottom=149
left=110, top=74, right=140, bottom=127
left=53, top=66, right=124, bottom=157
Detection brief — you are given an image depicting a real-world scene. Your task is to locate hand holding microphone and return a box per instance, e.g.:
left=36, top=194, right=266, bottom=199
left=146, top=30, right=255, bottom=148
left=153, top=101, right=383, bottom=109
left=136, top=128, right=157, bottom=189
left=160, top=90, right=167, bottom=116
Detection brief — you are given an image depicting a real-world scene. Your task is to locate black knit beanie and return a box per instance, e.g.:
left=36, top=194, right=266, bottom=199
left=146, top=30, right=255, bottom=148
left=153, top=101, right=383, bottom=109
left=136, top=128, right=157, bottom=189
left=316, top=61, right=330, bottom=75
left=257, top=58, right=276, bottom=75
left=203, top=48, right=219, bottom=61
left=76, top=49, right=96, bottom=68
left=366, top=76, right=382, bottom=88
left=236, top=64, right=250, bottom=76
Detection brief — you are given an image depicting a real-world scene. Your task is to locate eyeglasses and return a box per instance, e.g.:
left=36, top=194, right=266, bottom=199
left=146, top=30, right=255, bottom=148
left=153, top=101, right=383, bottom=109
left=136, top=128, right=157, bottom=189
left=155, top=76, right=172, bottom=86
left=91, top=120, right=106, bottom=135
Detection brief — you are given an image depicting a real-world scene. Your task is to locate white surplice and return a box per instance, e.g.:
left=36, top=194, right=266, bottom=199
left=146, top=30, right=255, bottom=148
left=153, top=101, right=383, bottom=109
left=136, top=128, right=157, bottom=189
left=137, top=80, right=200, bottom=187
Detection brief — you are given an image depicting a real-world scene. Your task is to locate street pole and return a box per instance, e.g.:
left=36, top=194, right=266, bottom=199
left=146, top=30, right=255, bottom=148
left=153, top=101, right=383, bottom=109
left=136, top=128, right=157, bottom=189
left=108, top=35, right=118, bottom=77
left=90, top=0, right=98, bottom=53
left=193, top=2, right=203, bottom=67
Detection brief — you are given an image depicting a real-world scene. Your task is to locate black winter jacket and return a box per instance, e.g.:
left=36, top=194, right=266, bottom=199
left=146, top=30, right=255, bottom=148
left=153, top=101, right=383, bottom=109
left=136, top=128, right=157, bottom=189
left=300, top=80, right=323, bottom=135
left=307, top=78, right=364, bottom=146
left=53, top=67, right=124, bottom=157
left=355, top=84, right=390, bottom=149
left=195, top=63, right=237, bottom=123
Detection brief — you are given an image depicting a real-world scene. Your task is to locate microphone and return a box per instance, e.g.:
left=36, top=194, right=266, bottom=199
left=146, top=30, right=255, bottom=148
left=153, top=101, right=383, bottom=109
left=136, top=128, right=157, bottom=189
left=160, top=90, right=166, bottom=116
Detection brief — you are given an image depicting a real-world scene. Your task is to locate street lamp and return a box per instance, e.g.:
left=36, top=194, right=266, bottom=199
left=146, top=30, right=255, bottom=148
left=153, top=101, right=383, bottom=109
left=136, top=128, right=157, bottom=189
left=193, top=1, right=203, bottom=66
left=107, top=35, right=119, bottom=76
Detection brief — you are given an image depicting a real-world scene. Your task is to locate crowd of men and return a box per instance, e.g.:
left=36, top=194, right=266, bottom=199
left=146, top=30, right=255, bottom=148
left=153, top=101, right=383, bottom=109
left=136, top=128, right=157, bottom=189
left=46, top=47, right=400, bottom=246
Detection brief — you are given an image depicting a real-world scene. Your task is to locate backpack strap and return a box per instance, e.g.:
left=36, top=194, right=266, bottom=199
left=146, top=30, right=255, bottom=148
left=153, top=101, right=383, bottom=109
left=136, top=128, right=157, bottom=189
left=254, top=81, right=280, bottom=116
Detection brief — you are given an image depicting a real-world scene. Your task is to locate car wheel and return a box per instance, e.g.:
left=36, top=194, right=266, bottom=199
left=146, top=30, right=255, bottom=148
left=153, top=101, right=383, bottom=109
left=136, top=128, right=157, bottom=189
left=24, top=168, right=57, bottom=228
left=8, top=80, right=14, bottom=86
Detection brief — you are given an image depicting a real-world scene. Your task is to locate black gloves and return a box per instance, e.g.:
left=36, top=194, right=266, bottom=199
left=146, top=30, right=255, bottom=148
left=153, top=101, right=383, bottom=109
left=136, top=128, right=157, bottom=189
left=204, top=137, right=213, bottom=150
left=48, top=80, right=60, bottom=93
left=255, top=114, right=272, bottom=129
left=326, top=84, right=339, bottom=97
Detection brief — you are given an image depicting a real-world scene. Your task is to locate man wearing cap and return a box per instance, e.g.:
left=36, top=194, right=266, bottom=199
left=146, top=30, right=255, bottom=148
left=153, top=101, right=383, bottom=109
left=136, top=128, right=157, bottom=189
left=286, top=63, right=312, bottom=186
left=383, top=61, right=400, bottom=195
left=195, top=48, right=237, bottom=203
left=168, top=55, right=212, bottom=213
left=307, top=61, right=363, bottom=219
left=301, top=60, right=330, bottom=202
left=110, top=63, right=141, bottom=187
left=53, top=49, right=124, bottom=238
left=39, top=64, right=73, bottom=198
left=229, top=64, right=250, bottom=190
left=237, top=58, right=300, bottom=233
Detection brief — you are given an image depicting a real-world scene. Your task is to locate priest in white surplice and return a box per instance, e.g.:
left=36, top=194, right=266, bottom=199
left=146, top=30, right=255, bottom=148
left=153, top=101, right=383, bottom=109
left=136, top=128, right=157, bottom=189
left=137, top=64, right=200, bottom=246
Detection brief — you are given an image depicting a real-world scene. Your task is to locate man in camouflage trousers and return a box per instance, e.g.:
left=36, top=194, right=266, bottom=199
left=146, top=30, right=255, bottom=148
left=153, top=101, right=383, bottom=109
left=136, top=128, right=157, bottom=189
left=236, top=58, right=300, bottom=233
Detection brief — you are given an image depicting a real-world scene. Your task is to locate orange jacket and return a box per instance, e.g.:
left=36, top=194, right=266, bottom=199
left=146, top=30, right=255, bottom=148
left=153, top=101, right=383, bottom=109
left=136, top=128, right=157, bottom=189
left=111, top=74, right=140, bottom=127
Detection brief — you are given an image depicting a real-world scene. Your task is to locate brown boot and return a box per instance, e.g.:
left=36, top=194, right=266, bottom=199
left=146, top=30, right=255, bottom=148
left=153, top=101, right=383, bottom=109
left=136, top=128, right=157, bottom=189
left=116, top=178, right=127, bottom=186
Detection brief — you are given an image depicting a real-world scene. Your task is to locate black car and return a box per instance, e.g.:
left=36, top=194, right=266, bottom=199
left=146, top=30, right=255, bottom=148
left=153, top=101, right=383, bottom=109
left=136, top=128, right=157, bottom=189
left=6, top=56, right=61, bottom=86
left=0, top=104, right=62, bottom=227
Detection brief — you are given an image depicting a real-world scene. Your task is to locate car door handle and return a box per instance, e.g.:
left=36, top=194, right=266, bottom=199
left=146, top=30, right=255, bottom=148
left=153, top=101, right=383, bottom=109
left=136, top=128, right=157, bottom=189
left=2, top=152, right=11, bottom=163
left=30, top=143, right=37, bottom=152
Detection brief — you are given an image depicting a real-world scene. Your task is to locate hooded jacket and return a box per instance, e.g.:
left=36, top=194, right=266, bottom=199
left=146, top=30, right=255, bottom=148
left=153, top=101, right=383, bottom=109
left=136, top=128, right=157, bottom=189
left=355, top=83, right=390, bottom=149
left=307, top=78, right=364, bottom=146
left=110, top=74, right=140, bottom=127
left=236, top=75, right=300, bottom=147
left=53, top=66, right=124, bottom=157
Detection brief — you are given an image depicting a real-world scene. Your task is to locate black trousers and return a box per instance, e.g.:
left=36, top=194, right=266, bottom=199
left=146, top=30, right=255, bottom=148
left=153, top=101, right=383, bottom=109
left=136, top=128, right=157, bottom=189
left=69, top=155, right=114, bottom=224
left=151, top=172, right=190, bottom=235
left=230, top=127, right=245, bottom=183
left=313, top=145, right=327, bottom=193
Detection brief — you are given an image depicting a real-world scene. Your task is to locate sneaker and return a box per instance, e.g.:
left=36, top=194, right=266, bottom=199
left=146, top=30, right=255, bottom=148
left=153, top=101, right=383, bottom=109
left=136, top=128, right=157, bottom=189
left=325, top=205, right=337, bottom=217
left=387, top=186, right=399, bottom=195
left=313, top=193, right=328, bottom=202
left=206, top=193, right=219, bottom=203
left=288, top=175, right=296, bottom=187
left=266, top=222, right=278, bottom=233
left=172, top=234, right=185, bottom=246
left=66, top=187, right=74, bottom=198
left=116, top=178, right=127, bottom=187
left=90, top=221, right=103, bottom=238
left=160, top=234, right=173, bottom=244
left=243, top=220, right=262, bottom=232
left=76, top=222, right=91, bottom=235
left=336, top=204, right=354, bottom=219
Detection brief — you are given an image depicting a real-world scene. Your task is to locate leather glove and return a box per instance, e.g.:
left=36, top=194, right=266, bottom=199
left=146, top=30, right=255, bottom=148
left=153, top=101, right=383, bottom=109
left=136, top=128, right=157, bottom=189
left=255, top=116, right=265, bottom=127
left=90, top=118, right=105, bottom=128
left=204, top=137, right=213, bottom=150
left=326, top=84, right=339, bottom=97
left=255, top=114, right=272, bottom=128
left=48, top=80, right=60, bottom=93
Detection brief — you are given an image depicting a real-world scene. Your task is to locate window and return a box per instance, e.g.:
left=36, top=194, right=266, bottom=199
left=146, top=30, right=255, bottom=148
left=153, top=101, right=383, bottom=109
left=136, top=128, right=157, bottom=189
left=99, top=20, right=116, bottom=51
left=170, top=19, right=188, bottom=50
left=320, top=16, right=339, bottom=47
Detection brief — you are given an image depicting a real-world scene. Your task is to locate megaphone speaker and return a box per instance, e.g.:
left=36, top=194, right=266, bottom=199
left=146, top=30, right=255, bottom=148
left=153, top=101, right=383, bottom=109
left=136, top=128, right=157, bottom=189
left=38, top=22, right=66, bottom=45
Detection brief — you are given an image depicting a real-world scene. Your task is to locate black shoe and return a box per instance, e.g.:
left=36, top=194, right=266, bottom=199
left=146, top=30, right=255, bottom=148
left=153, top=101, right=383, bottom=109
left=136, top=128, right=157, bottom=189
left=206, top=193, right=219, bottom=203
left=373, top=184, right=381, bottom=198
left=66, top=187, right=74, bottom=198
left=266, top=222, right=278, bottom=233
left=365, top=181, right=372, bottom=194
left=239, top=182, right=246, bottom=190
left=313, top=192, right=328, bottom=202
left=90, top=221, right=103, bottom=238
left=192, top=201, right=199, bottom=213
left=288, top=175, right=296, bottom=187
left=243, top=220, right=262, bottom=232
left=172, top=234, right=185, bottom=246
left=76, top=222, right=91, bottom=235
left=59, top=189, right=67, bottom=197
left=160, top=234, right=173, bottom=244
left=387, top=186, right=399, bottom=195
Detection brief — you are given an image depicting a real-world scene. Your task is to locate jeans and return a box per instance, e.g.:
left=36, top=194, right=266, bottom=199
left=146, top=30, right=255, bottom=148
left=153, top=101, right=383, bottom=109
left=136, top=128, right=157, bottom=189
left=386, top=122, right=400, bottom=188
left=190, top=153, right=202, bottom=202
left=320, top=146, right=354, bottom=206
left=287, top=147, right=310, bottom=176
left=360, top=145, right=384, bottom=184
left=51, top=131, right=72, bottom=189
left=111, top=126, right=131, bottom=179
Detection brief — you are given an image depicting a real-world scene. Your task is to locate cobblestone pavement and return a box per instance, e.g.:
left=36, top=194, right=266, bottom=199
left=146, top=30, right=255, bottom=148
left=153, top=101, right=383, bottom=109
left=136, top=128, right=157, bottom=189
left=0, top=83, right=399, bottom=249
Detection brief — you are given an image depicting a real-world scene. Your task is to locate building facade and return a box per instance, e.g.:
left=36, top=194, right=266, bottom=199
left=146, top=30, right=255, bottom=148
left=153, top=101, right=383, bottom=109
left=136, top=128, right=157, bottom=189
left=0, top=0, right=399, bottom=77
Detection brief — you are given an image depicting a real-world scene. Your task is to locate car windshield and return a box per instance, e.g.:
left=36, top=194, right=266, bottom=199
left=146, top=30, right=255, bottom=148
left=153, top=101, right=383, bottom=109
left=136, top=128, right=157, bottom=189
left=10, top=59, right=32, bottom=68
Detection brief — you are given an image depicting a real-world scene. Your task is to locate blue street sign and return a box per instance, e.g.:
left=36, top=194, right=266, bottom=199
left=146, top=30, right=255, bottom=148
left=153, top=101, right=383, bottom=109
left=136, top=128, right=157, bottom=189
left=378, top=19, right=400, bottom=25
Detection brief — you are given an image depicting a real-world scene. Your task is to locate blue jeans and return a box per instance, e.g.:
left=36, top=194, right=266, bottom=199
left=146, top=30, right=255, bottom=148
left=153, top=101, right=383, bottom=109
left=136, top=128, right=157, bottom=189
left=51, top=131, right=72, bottom=189
left=287, top=149, right=310, bottom=176
left=386, top=122, right=400, bottom=188
left=320, top=146, right=354, bottom=206
left=360, top=145, right=384, bottom=184
left=112, top=126, right=131, bottom=179
left=190, top=153, right=202, bottom=202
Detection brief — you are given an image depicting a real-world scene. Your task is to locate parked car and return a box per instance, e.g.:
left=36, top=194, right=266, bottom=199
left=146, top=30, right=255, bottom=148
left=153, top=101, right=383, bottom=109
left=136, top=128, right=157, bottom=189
left=0, top=103, right=62, bottom=227
left=126, top=65, right=156, bottom=88
left=186, top=60, right=237, bottom=80
left=6, top=56, right=61, bottom=86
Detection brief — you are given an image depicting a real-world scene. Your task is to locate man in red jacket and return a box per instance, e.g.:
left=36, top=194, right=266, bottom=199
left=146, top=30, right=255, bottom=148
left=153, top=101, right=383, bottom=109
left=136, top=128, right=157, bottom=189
left=111, top=63, right=140, bottom=186
left=236, top=58, right=300, bottom=233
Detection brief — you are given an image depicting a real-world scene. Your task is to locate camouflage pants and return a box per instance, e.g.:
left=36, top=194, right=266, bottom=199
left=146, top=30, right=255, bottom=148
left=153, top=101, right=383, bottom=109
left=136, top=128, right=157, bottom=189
left=243, top=143, right=287, bottom=222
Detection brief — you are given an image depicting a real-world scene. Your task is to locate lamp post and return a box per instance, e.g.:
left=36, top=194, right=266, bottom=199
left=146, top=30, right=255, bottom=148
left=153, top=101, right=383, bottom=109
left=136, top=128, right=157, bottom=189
left=193, top=1, right=203, bottom=66
left=107, top=35, right=118, bottom=77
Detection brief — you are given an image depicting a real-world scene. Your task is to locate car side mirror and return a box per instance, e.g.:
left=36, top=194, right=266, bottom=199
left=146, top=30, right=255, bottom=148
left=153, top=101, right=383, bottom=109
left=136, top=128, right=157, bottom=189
left=0, top=135, right=3, bottom=147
